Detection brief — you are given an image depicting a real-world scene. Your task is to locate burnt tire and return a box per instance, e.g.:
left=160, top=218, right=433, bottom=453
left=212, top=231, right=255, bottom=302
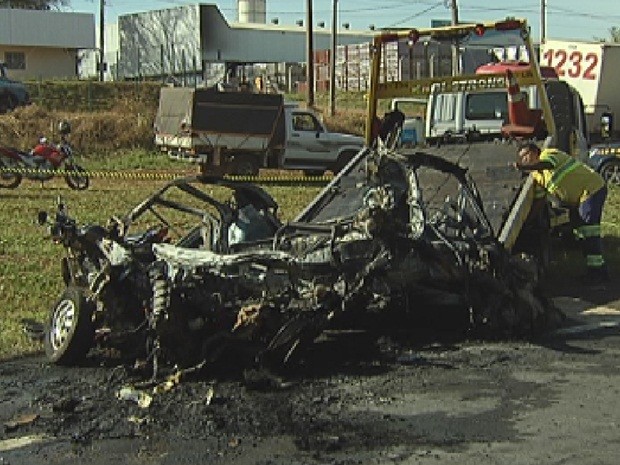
left=44, top=286, right=95, bottom=365
left=600, top=159, right=620, bottom=186
left=64, top=164, right=89, bottom=190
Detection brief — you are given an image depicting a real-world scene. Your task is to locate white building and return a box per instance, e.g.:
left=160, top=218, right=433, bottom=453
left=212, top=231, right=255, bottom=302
left=118, top=2, right=374, bottom=88
left=79, top=23, right=119, bottom=81
left=0, top=8, right=95, bottom=79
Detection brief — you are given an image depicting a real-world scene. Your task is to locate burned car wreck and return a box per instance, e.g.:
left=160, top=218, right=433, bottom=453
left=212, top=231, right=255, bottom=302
left=39, top=145, right=560, bottom=379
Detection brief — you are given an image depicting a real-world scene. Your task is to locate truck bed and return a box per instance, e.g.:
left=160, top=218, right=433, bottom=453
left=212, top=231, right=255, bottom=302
left=154, top=88, right=286, bottom=152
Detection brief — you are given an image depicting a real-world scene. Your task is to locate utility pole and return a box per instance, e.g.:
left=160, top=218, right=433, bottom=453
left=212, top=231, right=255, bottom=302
left=306, top=0, right=315, bottom=108
left=541, top=0, right=547, bottom=42
left=99, top=0, right=105, bottom=82
left=450, top=0, right=459, bottom=76
left=329, top=0, right=338, bottom=116
left=450, top=0, right=459, bottom=25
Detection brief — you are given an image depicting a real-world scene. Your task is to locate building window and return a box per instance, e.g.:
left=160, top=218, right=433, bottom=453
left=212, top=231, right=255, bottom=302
left=5, top=52, right=26, bottom=70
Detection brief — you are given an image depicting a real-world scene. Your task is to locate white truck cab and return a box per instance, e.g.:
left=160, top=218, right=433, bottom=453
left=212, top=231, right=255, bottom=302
left=282, top=107, right=364, bottom=174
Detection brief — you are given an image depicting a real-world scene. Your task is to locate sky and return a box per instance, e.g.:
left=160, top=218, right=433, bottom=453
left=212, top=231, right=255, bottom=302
left=63, top=0, right=620, bottom=42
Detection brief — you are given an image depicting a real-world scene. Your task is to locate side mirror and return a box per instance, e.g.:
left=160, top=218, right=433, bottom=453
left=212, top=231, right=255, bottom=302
left=601, top=112, right=613, bottom=140
left=37, top=211, right=48, bottom=225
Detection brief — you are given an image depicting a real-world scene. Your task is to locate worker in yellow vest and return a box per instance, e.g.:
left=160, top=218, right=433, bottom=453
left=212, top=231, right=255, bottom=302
left=515, top=142, right=609, bottom=282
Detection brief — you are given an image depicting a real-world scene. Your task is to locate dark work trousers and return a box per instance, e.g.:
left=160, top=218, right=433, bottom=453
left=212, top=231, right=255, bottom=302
left=576, top=185, right=608, bottom=272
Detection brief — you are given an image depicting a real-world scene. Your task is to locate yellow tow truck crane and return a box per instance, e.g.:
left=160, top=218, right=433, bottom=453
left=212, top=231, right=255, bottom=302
left=362, top=18, right=577, bottom=261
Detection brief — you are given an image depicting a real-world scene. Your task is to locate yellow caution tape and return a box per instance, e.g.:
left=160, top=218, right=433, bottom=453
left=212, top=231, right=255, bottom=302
left=223, top=174, right=333, bottom=183
left=0, top=167, right=333, bottom=184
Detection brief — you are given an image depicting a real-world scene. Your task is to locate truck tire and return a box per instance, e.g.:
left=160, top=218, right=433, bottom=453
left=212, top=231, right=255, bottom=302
left=545, top=80, right=574, bottom=152
left=332, top=150, right=358, bottom=174
left=303, top=169, right=325, bottom=177
left=600, top=159, right=620, bottom=186
left=230, top=155, right=259, bottom=176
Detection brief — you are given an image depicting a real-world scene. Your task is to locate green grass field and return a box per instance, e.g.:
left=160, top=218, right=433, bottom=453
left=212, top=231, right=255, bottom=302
left=0, top=152, right=618, bottom=360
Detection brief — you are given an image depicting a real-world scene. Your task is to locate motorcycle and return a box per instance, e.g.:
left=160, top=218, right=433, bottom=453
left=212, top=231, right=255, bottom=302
left=0, top=120, right=89, bottom=190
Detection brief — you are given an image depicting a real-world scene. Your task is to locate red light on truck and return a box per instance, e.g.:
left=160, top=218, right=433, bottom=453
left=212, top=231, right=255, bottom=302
left=474, top=24, right=485, bottom=36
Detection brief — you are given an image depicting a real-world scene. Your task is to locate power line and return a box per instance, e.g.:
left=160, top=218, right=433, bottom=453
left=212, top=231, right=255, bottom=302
left=385, top=1, right=445, bottom=28
left=547, top=5, right=620, bottom=22
left=74, top=0, right=620, bottom=40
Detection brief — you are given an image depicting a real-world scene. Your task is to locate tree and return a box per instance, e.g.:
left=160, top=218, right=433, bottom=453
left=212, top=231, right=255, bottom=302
left=0, top=0, right=69, bottom=9
left=609, top=27, right=620, bottom=43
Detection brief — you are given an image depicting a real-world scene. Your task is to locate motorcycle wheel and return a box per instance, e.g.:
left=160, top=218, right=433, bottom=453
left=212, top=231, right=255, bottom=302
left=0, top=159, right=22, bottom=188
left=44, top=286, right=95, bottom=365
left=64, top=164, right=89, bottom=190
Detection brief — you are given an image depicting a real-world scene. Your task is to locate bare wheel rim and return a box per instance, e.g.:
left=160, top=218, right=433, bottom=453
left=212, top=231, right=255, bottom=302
left=49, top=299, right=76, bottom=351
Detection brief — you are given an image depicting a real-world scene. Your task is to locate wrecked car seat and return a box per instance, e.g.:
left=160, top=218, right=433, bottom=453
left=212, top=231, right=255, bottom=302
left=228, top=204, right=278, bottom=246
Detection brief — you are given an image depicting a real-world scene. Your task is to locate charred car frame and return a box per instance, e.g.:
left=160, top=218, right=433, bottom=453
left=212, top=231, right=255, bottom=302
left=38, top=145, right=558, bottom=379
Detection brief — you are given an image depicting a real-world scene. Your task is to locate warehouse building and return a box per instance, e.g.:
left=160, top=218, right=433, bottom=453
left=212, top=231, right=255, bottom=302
left=117, top=2, right=375, bottom=90
left=0, top=8, right=95, bottom=79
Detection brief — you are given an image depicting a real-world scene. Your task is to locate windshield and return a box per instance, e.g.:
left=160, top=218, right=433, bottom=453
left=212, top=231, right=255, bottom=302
left=457, top=29, right=529, bottom=73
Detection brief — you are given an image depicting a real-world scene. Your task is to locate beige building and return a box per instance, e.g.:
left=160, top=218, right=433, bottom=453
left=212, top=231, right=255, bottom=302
left=0, top=8, right=95, bottom=80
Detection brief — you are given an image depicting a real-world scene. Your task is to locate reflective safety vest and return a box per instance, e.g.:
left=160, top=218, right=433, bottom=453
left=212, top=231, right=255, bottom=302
left=531, top=148, right=604, bottom=205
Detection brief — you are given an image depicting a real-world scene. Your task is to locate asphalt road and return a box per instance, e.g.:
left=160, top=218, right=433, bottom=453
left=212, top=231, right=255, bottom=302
left=1, top=282, right=619, bottom=465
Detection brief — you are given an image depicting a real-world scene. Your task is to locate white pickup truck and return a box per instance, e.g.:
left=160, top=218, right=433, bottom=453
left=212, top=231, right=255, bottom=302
left=154, top=87, right=364, bottom=176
